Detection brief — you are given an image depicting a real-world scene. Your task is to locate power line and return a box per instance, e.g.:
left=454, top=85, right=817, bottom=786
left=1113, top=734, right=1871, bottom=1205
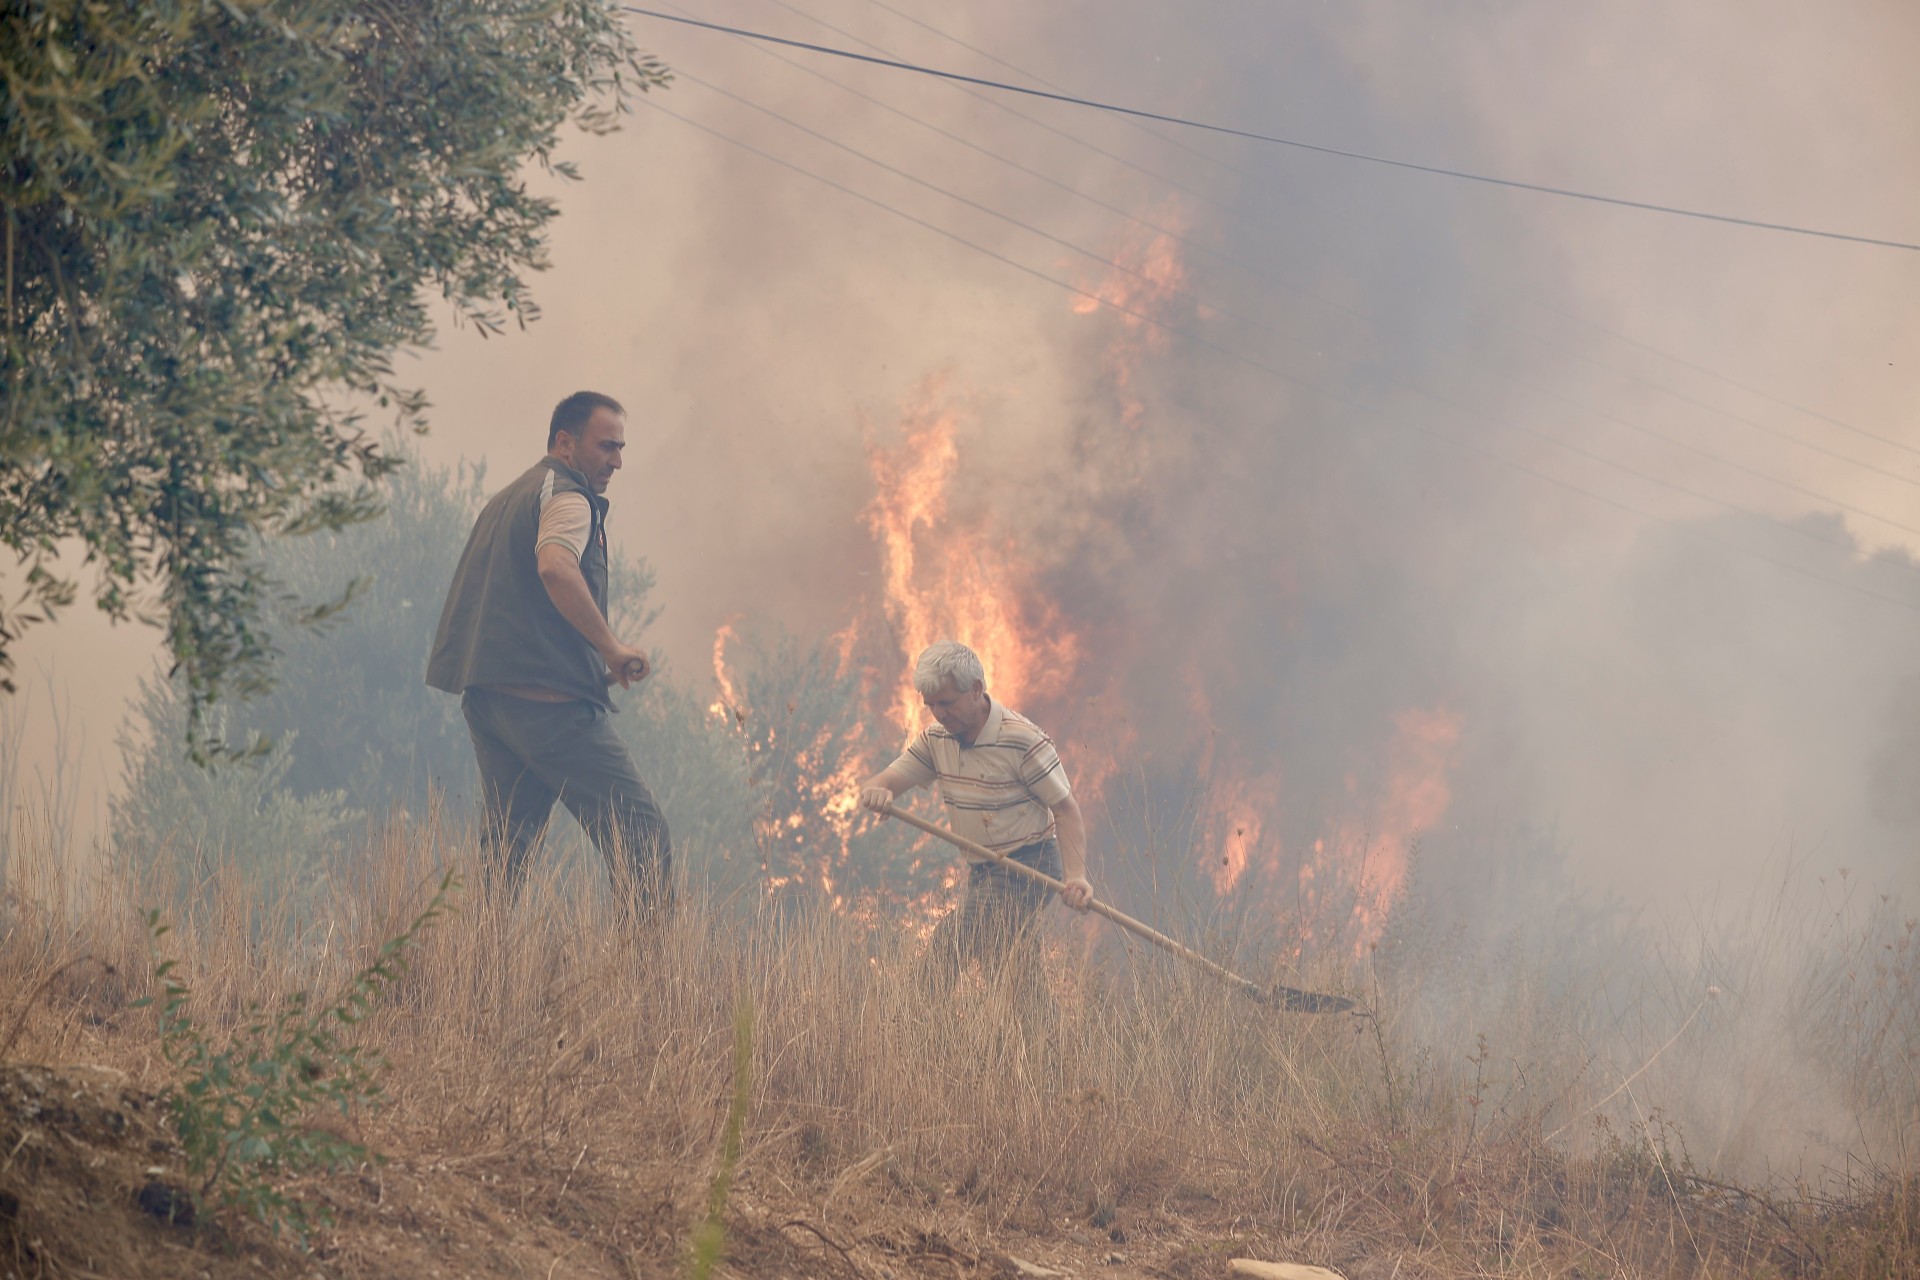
left=650, top=0, right=1920, bottom=549
left=752, top=0, right=1216, bottom=205
left=671, top=67, right=1920, bottom=554
left=654, top=0, right=1920, bottom=547
left=624, top=5, right=1920, bottom=253
left=1514, top=293, right=1920, bottom=463
left=644, top=2, right=1920, bottom=586
left=1496, top=318, right=1920, bottom=486
left=636, top=96, right=1920, bottom=618
left=836, top=0, right=1920, bottom=477
left=850, top=0, right=1241, bottom=179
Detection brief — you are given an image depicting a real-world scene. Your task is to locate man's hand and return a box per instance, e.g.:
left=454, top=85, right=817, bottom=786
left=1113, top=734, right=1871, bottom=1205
left=858, top=785, right=896, bottom=815
left=1048, top=795, right=1093, bottom=912
left=602, top=643, right=652, bottom=689
left=539, top=544, right=650, bottom=688
left=1059, top=876, right=1094, bottom=912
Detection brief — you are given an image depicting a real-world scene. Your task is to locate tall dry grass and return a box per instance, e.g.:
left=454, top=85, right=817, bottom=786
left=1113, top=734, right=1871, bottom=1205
left=2, top=807, right=1916, bottom=1277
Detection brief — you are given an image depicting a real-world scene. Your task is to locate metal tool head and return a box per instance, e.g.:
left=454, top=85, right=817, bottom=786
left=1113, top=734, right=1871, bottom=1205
left=1260, top=984, right=1358, bottom=1014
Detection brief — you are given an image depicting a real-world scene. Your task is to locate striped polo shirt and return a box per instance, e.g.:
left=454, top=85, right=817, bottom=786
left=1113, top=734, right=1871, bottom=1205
left=888, top=699, right=1072, bottom=857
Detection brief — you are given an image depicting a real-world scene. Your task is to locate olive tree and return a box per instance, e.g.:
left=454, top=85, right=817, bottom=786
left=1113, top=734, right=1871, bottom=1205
left=0, top=0, right=667, bottom=747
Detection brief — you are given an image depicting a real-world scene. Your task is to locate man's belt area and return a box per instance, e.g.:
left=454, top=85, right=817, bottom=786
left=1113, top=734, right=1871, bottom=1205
left=480, top=684, right=579, bottom=703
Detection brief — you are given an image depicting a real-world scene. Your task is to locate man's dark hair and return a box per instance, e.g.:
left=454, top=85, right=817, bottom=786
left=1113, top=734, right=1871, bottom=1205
left=548, top=391, right=624, bottom=448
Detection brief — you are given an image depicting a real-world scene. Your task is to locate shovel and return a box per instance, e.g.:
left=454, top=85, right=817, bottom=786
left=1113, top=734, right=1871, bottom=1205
left=883, top=804, right=1355, bottom=1014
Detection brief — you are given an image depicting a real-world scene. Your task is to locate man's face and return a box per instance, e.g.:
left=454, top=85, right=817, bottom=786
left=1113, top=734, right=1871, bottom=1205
left=923, top=679, right=990, bottom=742
left=553, top=407, right=627, bottom=493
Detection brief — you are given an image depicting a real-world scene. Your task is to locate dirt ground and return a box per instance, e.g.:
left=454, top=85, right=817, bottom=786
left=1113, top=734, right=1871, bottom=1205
left=0, top=1062, right=1373, bottom=1280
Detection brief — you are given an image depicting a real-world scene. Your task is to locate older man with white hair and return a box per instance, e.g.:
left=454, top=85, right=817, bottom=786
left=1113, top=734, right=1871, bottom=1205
left=859, top=640, right=1094, bottom=989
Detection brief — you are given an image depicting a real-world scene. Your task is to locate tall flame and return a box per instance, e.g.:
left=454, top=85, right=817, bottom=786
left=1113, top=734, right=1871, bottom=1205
left=709, top=619, right=743, bottom=722
left=1072, top=215, right=1192, bottom=429
left=692, top=215, right=1466, bottom=964
left=1345, top=706, right=1463, bottom=949
left=1207, top=785, right=1270, bottom=897
left=1291, top=706, right=1465, bottom=956
left=860, top=383, right=1080, bottom=732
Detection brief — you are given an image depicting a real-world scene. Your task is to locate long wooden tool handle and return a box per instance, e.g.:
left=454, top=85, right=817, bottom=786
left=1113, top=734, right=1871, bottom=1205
left=883, top=804, right=1268, bottom=1002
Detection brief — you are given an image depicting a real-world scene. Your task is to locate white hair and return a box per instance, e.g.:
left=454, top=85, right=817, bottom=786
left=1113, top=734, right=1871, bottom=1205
left=913, top=641, right=985, bottom=697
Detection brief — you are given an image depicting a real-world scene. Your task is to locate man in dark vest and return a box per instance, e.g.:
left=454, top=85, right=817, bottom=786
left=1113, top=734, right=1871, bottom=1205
left=427, top=390, right=671, bottom=909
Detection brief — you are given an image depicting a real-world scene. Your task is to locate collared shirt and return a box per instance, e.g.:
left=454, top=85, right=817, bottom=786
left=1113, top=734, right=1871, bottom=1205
left=887, top=699, right=1072, bottom=856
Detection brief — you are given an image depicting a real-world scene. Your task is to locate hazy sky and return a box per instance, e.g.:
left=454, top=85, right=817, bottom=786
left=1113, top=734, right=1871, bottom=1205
left=9, top=0, right=1918, bottom=910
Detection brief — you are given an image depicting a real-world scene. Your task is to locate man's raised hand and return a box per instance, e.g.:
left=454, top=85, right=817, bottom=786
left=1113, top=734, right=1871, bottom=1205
left=858, top=786, right=896, bottom=815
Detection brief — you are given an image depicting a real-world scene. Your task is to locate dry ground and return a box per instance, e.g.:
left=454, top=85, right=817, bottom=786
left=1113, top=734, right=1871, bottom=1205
left=1, top=820, right=1914, bottom=1280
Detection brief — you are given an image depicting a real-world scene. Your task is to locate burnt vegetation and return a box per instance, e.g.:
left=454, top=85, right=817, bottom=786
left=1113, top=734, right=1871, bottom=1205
left=0, top=441, right=1912, bottom=1279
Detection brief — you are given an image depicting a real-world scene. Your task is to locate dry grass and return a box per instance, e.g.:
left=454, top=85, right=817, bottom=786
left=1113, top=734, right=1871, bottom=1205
left=1, top=811, right=1915, bottom=1279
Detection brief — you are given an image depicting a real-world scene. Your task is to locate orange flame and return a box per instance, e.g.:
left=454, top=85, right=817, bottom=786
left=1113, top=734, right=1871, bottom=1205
left=861, top=383, right=1079, bottom=732
left=1320, top=706, right=1464, bottom=955
left=1070, top=221, right=1190, bottom=341
left=709, top=619, right=744, bottom=722
left=1071, top=214, right=1193, bottom=429
left=1210, top=801, right=1265, bottom=896
left=1348, top=706, right=1462, bottom=947
left=696, top=230, right=1467, bottom=965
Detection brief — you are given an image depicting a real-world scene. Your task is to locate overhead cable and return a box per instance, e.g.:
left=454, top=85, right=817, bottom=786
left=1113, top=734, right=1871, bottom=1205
left=729, top=0, right=1920, bottom=495
left=1515, top=294, right=1920, bottom=463
left=851, top=0, right=1239, bottom=179
left=830, top=0, right=1920, bottom=473
left=755, top=0, right=1215, bottom=202
left=673, top=68, right=1920, bottom=546
left=624, top=5, right=1920, bottom=253
left=637, top=97, right=1920, bottom=618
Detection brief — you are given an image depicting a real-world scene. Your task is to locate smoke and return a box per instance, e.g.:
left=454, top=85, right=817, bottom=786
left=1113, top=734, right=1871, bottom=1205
left=350, top=0, right=1920, bottom=917
left=5, top=0, right=1916, bottom=1182
left=8, top=0, right=1913, bottom=908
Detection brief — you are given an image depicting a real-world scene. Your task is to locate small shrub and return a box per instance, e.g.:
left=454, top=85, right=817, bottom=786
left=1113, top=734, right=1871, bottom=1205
left=136, top=868, right=458, bottom=1238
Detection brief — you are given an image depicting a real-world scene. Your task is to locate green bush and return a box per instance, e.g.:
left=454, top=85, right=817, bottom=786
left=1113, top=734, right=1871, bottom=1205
left=111, top=451, right=947, bottom=914
left=137, top=869, right=458, bottom=1239
left=113, top=690, right=358, bottom=898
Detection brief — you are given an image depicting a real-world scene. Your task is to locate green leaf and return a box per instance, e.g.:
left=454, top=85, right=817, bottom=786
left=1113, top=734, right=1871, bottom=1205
left=0, top=0, right=668, bottom=723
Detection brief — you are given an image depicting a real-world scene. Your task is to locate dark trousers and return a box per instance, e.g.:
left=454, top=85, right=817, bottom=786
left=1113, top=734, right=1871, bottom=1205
left=461, top=688, right=672, bottom=911
left=923, top=838, right=1059, bottom=994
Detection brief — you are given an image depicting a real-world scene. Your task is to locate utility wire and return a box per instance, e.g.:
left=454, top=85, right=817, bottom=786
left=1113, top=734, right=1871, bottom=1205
left=649, top=2, right=1920, bottom=578
left=673, top=0, right=1920, bottom=512
left=674, top=67, right=1920, bottom=553
left=752, top=0, right=1215, bottom=204
left=637, top=96, right=1920, bottom=617
left=840, top=0, right=1920, bottom=477
left=1487, top=356, right=1920, bottom=534
left=1515, top=293, right=1920, bottom=463
left=658, top=23, right=1920, bottom=558
left=852, top=0, right=1241, bottom=179
left=1496, top=319, right=1920, bottom=485
left=625, top=5, right=1920, bottom=253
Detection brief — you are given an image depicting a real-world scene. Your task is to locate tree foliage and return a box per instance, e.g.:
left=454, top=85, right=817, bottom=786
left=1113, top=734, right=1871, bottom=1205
left=0, top=0, right=668, bottom=745
left=113, top=443, right=665, bottom=884
left=109, top=452, right=942, bottom=915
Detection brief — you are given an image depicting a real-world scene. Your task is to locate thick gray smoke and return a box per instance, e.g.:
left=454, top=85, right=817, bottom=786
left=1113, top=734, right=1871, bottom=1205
left=393, top=0, right=1918, bottom=913
left=6, top=0, right=1916, bottom=1182
left=13, top=0, right=1916, bottom=908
